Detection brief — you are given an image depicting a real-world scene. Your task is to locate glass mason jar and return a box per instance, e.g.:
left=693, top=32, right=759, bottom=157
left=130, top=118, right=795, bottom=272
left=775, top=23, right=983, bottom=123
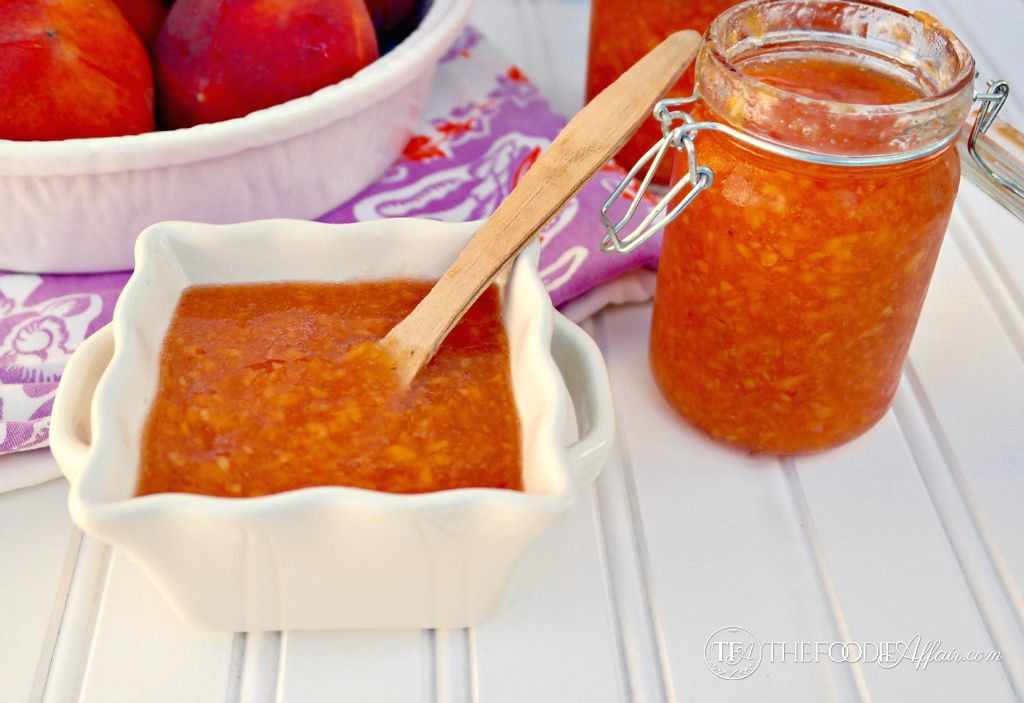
left=586, top=0, right=741, bottom=184
left=601, top=0, right=1019, bottom=454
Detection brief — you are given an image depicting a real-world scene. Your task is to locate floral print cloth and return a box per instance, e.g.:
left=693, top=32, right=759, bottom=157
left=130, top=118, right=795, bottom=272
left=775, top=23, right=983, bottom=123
left=0, top=26, right=660, bottom=455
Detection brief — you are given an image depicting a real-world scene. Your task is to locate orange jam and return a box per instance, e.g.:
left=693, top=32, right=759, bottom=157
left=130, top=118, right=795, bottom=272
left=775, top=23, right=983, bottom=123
left=586, top=0, right=738, bottom=183
left=138, top=282, right=522, bottom=497
left=651, top=55, right=961, bottom=453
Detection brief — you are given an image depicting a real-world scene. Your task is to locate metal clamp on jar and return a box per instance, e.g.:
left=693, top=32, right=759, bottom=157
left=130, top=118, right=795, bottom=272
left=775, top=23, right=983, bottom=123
left=601, top=0, right=1023, bottom=454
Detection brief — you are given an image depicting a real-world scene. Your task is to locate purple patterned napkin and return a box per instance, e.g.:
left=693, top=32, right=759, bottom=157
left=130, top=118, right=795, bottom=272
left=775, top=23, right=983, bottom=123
left=0, top=26, right=660, bottom=455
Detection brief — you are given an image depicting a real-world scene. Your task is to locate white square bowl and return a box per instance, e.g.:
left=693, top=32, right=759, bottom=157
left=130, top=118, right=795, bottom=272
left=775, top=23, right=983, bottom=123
left=49, top=218, right=614, bottom=631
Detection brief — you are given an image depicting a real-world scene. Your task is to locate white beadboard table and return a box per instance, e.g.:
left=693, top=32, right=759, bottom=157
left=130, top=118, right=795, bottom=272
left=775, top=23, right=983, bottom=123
left=4, top=1, right=1024, bottom=701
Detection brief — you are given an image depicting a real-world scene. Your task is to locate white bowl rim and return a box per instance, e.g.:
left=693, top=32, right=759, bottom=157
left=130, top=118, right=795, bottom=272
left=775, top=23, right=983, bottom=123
left=0, top=0, right=473, bottom=176
left=70, top=218, right=577, bottom=529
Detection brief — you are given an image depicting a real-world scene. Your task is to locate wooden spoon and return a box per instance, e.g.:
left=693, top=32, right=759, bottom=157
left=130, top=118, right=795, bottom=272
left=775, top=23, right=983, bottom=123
left=383, top=29, right=701, bottom=387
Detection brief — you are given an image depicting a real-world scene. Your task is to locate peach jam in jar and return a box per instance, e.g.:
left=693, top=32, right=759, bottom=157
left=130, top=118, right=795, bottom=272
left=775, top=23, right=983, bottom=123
left=586, top=0, right=741, bottom=184
left=607, top=0, right=982, bottom=453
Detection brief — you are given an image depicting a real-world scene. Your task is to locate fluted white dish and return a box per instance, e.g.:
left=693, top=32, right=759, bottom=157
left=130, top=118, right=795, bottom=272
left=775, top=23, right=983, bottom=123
left=0, top=0, right=472, bottom=274
left=49, top=218, right=614, bottom=631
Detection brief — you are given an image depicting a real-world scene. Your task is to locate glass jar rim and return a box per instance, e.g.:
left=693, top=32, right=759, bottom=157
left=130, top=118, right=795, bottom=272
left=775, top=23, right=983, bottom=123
left=692, top=0, right=979, bottom=160
left=703, top=0, right=977, bottom=118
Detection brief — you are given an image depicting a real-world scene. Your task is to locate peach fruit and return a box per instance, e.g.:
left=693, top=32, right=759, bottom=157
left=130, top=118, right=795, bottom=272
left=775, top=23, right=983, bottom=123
left=111, top=0, right=167, bottom=48
left=0, top=0, right=155, bottom=140
left=154, top=0, right=379, bottom=128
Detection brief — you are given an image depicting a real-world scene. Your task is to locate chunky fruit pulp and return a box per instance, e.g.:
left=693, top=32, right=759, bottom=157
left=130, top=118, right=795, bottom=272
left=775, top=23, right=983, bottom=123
left=586, top=0, right=739, bottom=183
left=651, top=55, right=961, bottom=453
left=138, top=282, right=522, bottom=497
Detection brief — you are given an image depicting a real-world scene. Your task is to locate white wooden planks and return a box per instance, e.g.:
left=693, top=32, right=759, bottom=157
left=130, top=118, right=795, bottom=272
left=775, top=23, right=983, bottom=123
left=594, top=440, right=676, bottom=703
left=595, top=307, right=856, bottom=703
left=41, top=535, right=110, bottom=703
left=955, top=184, right=1024, bottom=334
left=892, top=384, right=1024, bottom=696
left=0, top=476, right=75, bottom=703
left=472, top=487, right=624, bottom=703
left=238, top=632, right=281, bottom=703
left=76, top=551, right=236, bottom=703
left=909, top=229, right=1024, bottom=605
left=276, top=630, right=427, bottom=702
left=792, top=412, right=1016, bottom=702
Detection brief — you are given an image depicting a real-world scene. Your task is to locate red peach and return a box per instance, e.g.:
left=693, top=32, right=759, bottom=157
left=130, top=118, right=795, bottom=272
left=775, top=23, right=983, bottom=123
left=111, top=0, right=168, bottom=49
left=0, top=0, right=155, bottom=141
left=155, top=0, right=379, bottom=129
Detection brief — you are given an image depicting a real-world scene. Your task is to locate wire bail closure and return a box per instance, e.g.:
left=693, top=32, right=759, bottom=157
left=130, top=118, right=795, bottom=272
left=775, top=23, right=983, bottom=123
left=600, top=95, right=712, bottom=254
left=602, top=80, right=1023, bottom=255
left=967, top=80, right=1024, bottom=201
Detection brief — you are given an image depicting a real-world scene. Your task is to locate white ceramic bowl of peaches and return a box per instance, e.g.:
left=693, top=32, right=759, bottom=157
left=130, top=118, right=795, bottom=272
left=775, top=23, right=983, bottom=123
left=0, top=0, right=473, bottom=273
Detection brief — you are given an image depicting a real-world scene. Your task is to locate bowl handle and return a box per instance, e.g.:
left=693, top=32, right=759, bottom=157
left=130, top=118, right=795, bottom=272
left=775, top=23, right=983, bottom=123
left=551, top=313, right=615, bottom=486
left=50, top=325, right=115, bottom=483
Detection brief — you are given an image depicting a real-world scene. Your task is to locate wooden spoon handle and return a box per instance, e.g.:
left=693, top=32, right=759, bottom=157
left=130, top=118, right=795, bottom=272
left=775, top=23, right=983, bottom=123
left=385, top=29, right=701, bottom=385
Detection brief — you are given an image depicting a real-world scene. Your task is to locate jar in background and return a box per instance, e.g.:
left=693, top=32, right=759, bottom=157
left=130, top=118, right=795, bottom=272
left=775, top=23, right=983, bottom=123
left=586, top=0, right=740, bottom=184
left=607, top=0, right=984, bottom=453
